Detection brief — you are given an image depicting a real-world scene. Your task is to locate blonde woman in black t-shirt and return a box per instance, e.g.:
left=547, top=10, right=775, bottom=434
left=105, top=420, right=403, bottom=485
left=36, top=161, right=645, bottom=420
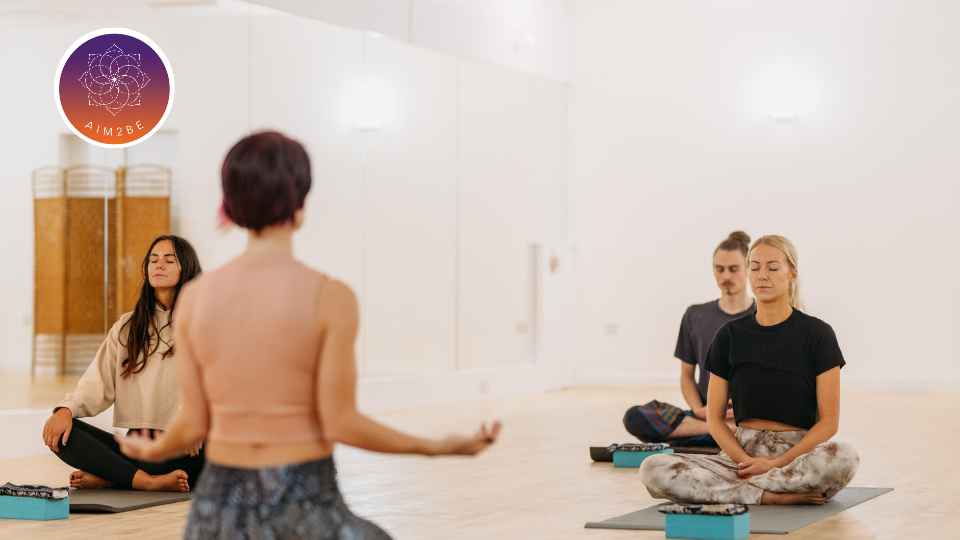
left=639, top=235, right=859, bottom=505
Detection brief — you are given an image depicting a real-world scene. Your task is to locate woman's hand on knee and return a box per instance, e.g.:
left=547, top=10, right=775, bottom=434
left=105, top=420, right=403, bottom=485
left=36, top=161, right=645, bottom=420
left=42, top=408, right=73, bottom=453
left=115, top=433, right=162, bottom=462
left=737, top=456, right=777, bottom=478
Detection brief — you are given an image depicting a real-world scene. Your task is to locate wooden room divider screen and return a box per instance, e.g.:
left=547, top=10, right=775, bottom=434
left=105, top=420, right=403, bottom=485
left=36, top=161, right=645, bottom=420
left=32, top=165, right=171, bottom=376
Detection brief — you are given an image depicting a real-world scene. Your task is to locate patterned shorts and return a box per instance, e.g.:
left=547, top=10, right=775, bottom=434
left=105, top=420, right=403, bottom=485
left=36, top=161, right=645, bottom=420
left=185, top=457, right=392, bottom=540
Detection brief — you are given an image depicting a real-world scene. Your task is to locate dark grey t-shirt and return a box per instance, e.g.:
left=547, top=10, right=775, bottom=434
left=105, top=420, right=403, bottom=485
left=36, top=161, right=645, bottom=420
left=674, top=299, right=756, bottom=403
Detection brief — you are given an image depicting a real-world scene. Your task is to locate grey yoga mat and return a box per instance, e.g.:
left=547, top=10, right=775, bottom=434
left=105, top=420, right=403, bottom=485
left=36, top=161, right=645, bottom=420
left=585, top=487, right=893, bottom=534
left=69, top=489, right=191, bottom=513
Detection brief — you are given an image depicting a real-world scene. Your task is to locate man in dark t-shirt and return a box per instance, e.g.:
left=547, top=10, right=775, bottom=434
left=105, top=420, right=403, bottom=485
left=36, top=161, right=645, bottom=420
left=623, top=232, right=755, bottom=446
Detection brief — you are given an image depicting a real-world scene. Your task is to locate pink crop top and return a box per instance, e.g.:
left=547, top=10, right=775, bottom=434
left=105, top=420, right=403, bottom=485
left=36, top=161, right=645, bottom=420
left=182, top=254, right=327, bottom=444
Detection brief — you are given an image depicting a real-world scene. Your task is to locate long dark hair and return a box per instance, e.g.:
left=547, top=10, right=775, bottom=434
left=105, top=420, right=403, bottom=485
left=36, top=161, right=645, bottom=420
left=119, top=235, right=202, bottom=378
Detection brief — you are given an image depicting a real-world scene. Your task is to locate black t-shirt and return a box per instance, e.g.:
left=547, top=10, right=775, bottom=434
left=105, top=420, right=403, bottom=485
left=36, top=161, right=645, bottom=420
left=675, top=300, right=756, bottom=403
left=705, top=309, right=845, bottom=430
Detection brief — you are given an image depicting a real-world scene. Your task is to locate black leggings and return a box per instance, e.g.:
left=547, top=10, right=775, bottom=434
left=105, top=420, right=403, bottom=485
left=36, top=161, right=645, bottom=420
left=53, top=419, right=205, bottom=489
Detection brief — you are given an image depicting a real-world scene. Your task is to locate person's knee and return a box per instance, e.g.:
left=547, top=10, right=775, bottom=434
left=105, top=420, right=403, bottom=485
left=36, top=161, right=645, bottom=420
left=822, top=441, right=858, bottom=465
left=622, top=406, right=646, bottom=438
left=639, top=454, right=674, bottom=493
left=48, top=439, right=73, bottom=462
left=623, top=406, right=640, bottom=428
left=828, top=441, right=860, bottom=476
left=623, top=405, right=666, bottom=442
left=45, top=442, right=59, bottom=456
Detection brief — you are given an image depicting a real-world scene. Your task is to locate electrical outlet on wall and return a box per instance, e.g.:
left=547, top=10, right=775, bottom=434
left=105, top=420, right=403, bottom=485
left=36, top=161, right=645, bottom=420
left=604, top=323, right=619, bottom=336
left=516, top=322, right=529, bottom=334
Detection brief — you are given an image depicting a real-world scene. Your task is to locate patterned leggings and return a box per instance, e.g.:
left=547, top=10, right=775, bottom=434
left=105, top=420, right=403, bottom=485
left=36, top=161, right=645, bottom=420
left=185, top=457, right=391, bottom=540
left=639, top=427, right=859, bottom=505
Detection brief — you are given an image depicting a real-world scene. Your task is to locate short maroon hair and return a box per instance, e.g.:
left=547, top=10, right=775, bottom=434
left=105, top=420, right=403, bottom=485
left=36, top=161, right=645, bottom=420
left=220, top=131, right=312, bottom=232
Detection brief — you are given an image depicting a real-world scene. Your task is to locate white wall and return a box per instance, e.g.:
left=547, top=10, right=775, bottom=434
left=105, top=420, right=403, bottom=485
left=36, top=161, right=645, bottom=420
left=571, top=0, right=959, bottom=388
left=0, top=20, right=57, bottom=376
left=0, top=8, right=573, bottom=406
left=247, top=0, right=574, bottom=82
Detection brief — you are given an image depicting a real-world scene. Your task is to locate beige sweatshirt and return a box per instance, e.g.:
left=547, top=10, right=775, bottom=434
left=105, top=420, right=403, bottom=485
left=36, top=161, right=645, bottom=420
left=56, top=307, right=179, bottom=430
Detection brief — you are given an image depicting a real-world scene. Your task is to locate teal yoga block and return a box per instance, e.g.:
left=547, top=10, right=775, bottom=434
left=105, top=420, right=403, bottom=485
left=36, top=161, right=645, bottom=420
left=664, top=512, right=750, bottom=540
left=0, top=494, right=69, bottom=521
left=612, top=448, right=673, bottom=468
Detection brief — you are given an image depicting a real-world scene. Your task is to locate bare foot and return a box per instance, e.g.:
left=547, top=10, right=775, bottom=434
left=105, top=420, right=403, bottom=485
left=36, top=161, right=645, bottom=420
left=149, top=470, right=190, bottom=492
left=69, top=470, right=112, bottom=489
left=134, top=469, right=190, bottom=492
left=761, top=491, right=827, bottom=505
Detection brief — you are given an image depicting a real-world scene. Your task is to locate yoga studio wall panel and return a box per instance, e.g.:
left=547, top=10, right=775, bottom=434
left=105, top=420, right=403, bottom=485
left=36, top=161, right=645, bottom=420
left=32, top=165, right=171, bottom=376
left=247, top=13, right=369, bottom=369
left=457, top=60, right=569, bottom=370
left=361, top=36, right=458, bottom=377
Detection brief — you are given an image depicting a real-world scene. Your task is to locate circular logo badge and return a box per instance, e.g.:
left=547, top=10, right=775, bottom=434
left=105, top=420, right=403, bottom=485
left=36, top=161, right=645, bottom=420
left=55, top=28, right=174, bottom=148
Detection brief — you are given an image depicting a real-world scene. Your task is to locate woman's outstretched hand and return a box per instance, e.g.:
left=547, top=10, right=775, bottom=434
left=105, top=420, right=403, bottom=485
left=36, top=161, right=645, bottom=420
left=115, top=433, right=163, bottom=463
left=433, top=421, right=502, bottom=456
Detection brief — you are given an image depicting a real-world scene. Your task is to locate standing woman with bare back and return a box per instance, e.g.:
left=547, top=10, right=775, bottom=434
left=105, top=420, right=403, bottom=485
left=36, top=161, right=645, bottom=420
left=117, top=131, right=500, bottom=539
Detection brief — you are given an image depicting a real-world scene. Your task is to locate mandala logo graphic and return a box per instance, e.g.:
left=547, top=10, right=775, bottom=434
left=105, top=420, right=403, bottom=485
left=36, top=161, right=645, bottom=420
left=80, top=43, right=151, bottom=116
left=56, top=28, right=174, bottom=148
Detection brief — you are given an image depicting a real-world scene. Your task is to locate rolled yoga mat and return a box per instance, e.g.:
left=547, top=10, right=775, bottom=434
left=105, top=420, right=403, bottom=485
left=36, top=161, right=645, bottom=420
left=584, top=487, right=893, bottom=534
left=69, top=489, right=191, bottom=513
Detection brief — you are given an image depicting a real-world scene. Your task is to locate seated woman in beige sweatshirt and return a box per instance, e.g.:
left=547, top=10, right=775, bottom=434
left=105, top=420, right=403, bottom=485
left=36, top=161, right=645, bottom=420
left=41, top=235, right=204, bottom=492
left=117, top=131, right=500, bottom=539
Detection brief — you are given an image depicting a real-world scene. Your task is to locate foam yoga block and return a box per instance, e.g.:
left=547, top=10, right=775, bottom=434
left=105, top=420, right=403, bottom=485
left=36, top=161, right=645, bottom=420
left=611, top=443, right=673, bottom=468
left=658, top=504, right=749, bottom=540
left=0, top=484, right=69, bottom=521
left=0, top=495, right=70, bottom=521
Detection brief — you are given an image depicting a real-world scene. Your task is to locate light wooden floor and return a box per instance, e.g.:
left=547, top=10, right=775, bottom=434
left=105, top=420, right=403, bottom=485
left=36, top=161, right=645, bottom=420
left=0, top=373, right=81, bottom=409
left=1, top=378, right=957, bottom=539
